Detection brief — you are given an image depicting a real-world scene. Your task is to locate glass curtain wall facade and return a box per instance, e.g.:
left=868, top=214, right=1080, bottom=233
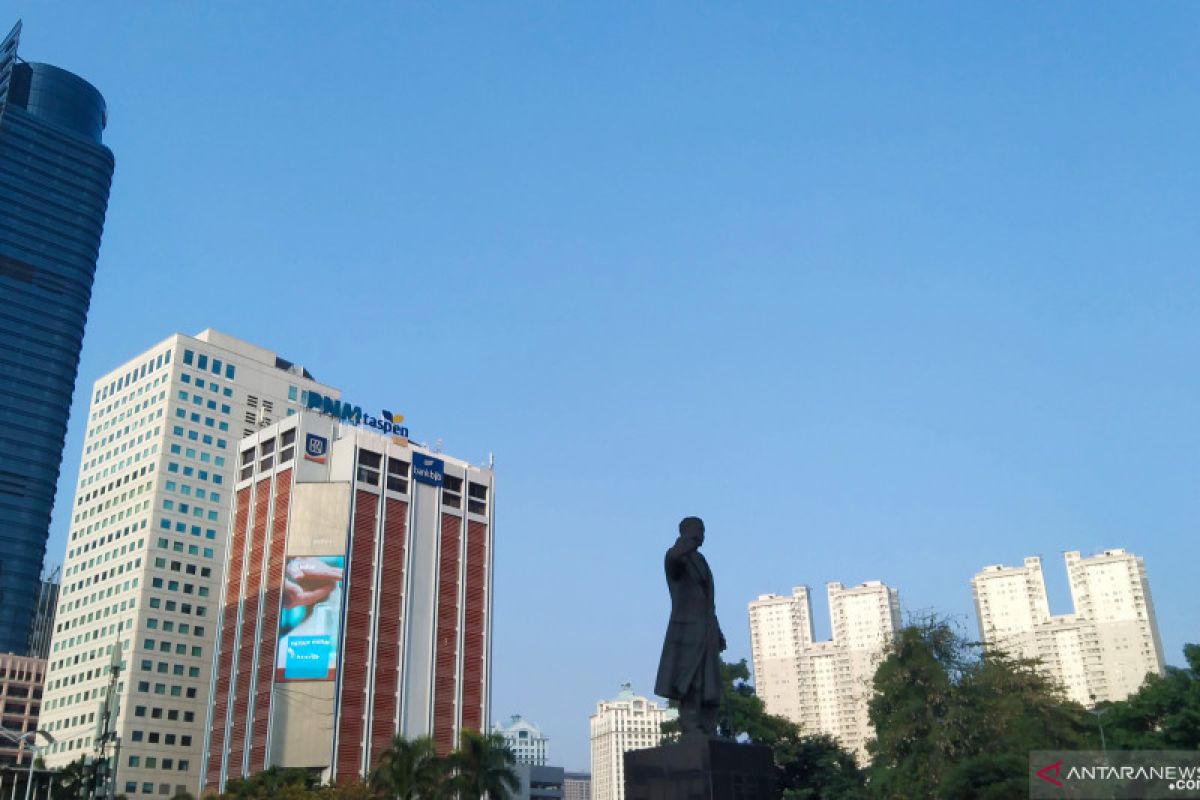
left=0, top=21, right=115, bottom=653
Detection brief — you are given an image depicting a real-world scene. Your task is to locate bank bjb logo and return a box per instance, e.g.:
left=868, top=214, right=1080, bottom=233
left=304, top=433, right=328, bottom=464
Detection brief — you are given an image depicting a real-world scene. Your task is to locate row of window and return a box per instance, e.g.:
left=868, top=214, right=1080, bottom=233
left=148, top=576, right=210, bottom=598
left=156, top=537, right=216, bottom=560
left=72, top=464, right=155, bottom=540
left=139, top=659, right=203, bottom=679
left=95, top=348, right=172, bottom=404
left=146, top=595, right=209, bottom=618
left=158, top=517, right=218, bottom=541
left=132, top=704, right=196, bottom=723
left=67, top=513, right=145, bottom=571
left=62, top=555, right=141, bottom=600
left=125, top=781, right=189, bottom=797
left=182, top=347, right=236, bottom=380
left=126, top=755, right=190, bottom=771
left=85, top=411, right=163, bottom=469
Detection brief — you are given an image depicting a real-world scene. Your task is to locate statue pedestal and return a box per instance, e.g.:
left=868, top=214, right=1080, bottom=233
left=623, top=735, right=777, bottom=800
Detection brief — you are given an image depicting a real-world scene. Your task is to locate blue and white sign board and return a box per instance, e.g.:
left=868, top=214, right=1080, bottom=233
left=413, top=454, right=445, bottom=487
left=303, top=433, right=328, bottom=463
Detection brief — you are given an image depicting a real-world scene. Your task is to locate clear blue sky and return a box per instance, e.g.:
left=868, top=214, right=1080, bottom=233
left=15, top=3, right=1200, bottom=771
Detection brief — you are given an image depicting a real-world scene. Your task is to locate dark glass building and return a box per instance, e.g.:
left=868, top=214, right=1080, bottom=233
left=0, top=21, right=115, bottom=654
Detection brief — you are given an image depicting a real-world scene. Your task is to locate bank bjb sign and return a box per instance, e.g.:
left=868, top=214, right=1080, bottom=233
left=306, top=391, right=409, bottom=438
left=413, top=454, right=444, bottom=487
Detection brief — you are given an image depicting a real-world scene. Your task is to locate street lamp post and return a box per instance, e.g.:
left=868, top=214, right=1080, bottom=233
left=0, top=729, right=54, bottom=800
left=1089, top=694, right=1109, bottom=753
left=20, top=730, right=55, bottom=800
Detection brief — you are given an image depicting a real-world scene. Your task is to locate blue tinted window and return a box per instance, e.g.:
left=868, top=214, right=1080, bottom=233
left=211, top=359, right=221, bottom=375
left=197, top=355, right=207, bottom=370
left=183, top=350, right=193, bottom=365
left=225, top=364, right=235, bottom=379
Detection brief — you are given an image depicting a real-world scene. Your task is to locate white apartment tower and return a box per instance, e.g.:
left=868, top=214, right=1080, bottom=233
left=748, top=580, right=900, bottom=763
left=970, top=556, right=1053, bottom=664
left=972, top=549, right=1165, bottom=706
left=38, top=330, right=339, bottom=798
left=589, top=684, right=675, bottom=800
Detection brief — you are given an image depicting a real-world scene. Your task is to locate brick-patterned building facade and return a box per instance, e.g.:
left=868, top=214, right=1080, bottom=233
left=0, top=655, right=45, bottom=765
left=202, top=411, right=494, bottom=791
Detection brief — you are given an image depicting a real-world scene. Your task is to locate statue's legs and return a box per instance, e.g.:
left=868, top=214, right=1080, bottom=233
left=678, top=689, right=719, bottom=736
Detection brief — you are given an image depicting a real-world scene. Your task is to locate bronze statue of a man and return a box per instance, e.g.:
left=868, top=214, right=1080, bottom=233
left=654, top=516, right=726, bottom=736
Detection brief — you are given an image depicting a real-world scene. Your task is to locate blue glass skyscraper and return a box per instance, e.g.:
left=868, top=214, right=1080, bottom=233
left=0, top=21, right=115, bottom=654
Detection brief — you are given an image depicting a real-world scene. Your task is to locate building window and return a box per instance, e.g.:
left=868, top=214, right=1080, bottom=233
left=356, top=451, right=382, bottom=486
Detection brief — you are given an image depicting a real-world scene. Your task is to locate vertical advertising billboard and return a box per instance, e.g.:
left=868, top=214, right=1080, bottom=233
left=277, top=555, right=345, bottom=681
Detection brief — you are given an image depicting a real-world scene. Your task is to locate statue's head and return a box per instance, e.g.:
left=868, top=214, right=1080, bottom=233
left=679, top=516, right=705, bottom=546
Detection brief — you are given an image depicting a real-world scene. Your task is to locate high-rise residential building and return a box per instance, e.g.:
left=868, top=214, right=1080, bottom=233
left=0, top=20, right=116, bottom=655
left=563, top=772, right=591, bottom=800
left=38, top=330, right=339, bottom=798
left=494, top=714, right=550, bottom=765
left=971, top=556, right=1051, bottom=664
left=973, top=549, right=1165, bottom=706
left=204, top=411, right=495, bottom=790
left=748, top=580, right=901, bottom=762
left=589, top=684, right=675, bottom=800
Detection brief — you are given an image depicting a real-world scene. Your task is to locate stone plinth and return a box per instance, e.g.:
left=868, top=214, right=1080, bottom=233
left=624, top=735, right=777, bottom=800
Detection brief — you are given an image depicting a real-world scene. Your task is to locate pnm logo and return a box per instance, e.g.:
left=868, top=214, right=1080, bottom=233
left=304, top=433, right=328, bottom=464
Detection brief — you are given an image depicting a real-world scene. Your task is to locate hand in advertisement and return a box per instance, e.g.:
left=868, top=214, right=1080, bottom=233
left=282, top=556, right=344, bottom=610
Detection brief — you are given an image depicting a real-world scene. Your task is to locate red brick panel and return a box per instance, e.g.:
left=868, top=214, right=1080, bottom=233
left=369, top=498, right=408, bottom=768
left=206, top=486, right=252, bottom=786
left=250, top=469, right=291, bottom=770
left=461, top=520, right=489, bottom=733
left=335, top=490, right=379, bottom=784
left=433, top=513, right=463, bottom=755
left=228, top=477, right=271, bottom=779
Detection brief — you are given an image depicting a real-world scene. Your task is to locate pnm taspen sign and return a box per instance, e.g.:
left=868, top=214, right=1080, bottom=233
left=306, top=390, right=409, bottom=440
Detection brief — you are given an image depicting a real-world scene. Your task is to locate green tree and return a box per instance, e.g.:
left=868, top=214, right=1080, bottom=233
left=316, top=781, right=377, bottom=800
left=445, top=729, right=520, bottom=800
left=220, top=766, right=321, bottom=799
left=1103, top=643, right=1200, bottom=750
left=50, top=757, right=91, bottom=798
left=776, top=733, right=868, bottom=800
left=369, top=734, right=447, bottom=799
left=867, top=618, right=1097, bottom=800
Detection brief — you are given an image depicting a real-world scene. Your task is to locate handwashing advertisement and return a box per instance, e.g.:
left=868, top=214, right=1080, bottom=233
left=276, top=555, right=345, bottom=681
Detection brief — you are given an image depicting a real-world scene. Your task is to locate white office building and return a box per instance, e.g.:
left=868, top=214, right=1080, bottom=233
left=493, top=715, right=550, bottom=766
left=748, top=580, right=900, bottom=762
left=972, top=549, right=1165, bottom=706
left=37, top=330, right=339, bottom=798
left=589, top=684, right=675, bottom=800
